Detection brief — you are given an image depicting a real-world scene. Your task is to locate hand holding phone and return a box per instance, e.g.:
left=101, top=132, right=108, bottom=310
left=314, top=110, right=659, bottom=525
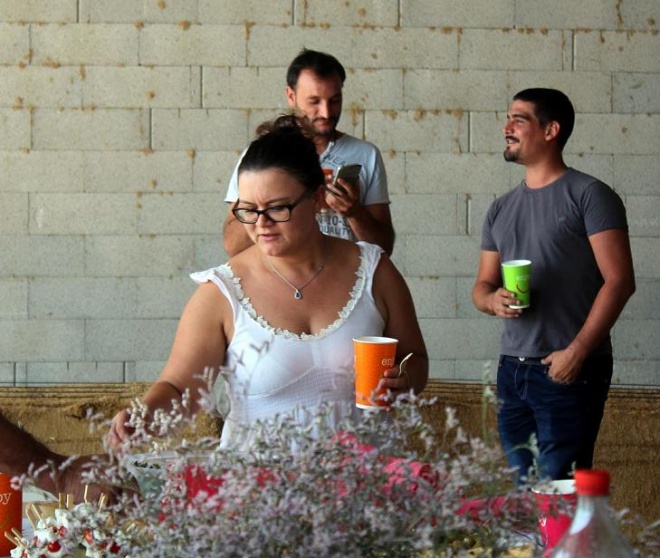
left=328, top=164, right=361, bottom=197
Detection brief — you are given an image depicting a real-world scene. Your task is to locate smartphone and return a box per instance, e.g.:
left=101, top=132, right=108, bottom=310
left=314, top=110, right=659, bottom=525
left=328, top=164, right=361, bottom=196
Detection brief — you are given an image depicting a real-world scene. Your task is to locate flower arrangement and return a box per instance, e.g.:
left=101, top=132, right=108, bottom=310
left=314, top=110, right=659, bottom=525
left=10, top=379, right=660, bottom=558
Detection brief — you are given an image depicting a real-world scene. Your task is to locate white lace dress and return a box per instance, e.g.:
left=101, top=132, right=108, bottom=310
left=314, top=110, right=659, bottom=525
left=190, top=241, right=386, bottom=452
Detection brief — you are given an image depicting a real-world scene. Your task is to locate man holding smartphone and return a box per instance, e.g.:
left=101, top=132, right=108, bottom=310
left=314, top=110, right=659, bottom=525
left=222, top=48, right=395, bottom=256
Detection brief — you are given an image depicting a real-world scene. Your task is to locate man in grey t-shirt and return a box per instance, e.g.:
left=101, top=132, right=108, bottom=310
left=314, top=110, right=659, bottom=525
left=472, top=89, right=635, bottom=482
left=222, top=49, right=394, bottom=257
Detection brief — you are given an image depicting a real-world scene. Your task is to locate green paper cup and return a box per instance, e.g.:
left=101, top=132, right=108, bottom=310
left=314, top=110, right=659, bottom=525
left=501, top=259, right=532, bottom=309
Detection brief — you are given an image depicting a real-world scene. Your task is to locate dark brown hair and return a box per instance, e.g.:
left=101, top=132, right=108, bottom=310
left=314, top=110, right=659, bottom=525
left=514, top=88, right=575, bottom=149
left=238, top=114, right=324, bottom=195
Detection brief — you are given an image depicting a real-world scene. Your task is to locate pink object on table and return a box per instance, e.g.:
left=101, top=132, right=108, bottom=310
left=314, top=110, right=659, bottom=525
left=181, top=432, right=441, bottom=511
left=532, top=480, right=577, bottom=554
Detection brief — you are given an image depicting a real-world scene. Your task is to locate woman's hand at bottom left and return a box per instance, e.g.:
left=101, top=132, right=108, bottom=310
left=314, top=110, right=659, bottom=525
left=106, top=409, right=134, bottom=452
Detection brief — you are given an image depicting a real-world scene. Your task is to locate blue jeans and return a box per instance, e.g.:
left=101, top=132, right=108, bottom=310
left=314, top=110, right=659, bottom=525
left=496, top=354, right=612, bottom=482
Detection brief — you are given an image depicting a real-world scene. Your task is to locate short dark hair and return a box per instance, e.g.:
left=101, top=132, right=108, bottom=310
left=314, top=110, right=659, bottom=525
left=238, top=114, right=324, bottom=195
left=513, top=88, right=575, bottom=149
left=286, top=48, right=346, bottom=89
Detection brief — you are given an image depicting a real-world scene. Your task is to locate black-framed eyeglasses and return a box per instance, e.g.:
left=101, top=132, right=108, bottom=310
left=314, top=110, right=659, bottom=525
left=232, top=191, right=311, bottom=224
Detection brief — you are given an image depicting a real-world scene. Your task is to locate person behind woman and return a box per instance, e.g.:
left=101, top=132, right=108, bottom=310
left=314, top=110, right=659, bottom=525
left=109, top=114, right=428, bottom=451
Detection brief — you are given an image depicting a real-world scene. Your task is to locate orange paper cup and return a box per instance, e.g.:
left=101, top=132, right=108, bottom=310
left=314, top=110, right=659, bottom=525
left=0, top=472, right=22, bottom=556
left=353, top=336, right=398, bottom=409
left=532, top=479, right=577, bottom=553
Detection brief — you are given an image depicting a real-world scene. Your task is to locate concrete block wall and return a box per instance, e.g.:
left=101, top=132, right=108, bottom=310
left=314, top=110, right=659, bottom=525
left=0, top=0, right=658, bottom=386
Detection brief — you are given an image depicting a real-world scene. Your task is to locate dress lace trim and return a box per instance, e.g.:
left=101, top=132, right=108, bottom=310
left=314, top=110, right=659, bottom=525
left=216, top=247, right=367, bottom=341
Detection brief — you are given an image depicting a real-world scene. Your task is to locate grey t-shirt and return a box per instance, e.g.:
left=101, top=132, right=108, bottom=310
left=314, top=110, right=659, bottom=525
left=481, top=168, right=628, bottom=357
left=224, top=133, right=390, bottom=242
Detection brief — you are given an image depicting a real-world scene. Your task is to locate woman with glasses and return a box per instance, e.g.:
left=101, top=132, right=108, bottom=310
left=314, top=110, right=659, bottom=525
left=108, top=115, right=428, bottom=452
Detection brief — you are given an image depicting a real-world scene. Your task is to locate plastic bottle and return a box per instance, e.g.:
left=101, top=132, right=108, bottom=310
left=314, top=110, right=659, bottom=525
left=549, top=469, right=636, bottom=557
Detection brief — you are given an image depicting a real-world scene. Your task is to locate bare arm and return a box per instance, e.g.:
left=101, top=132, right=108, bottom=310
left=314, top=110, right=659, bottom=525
left=372, top=255, right=429, bottom=396
left=0, top=412, right=64, bottom=486
left=0, top=413, right=110, bottom=502
left=223, top=205, right=254, bottom=257
left=346, top=203, right=395, bottom=256
left=544, top=229, right=636, bottom=382
left=145, top=283, right=229, bottom=412
left=472, top=250, right=523, bottom=318
left=109, top=282, right=230, bottom=446
left=325, top=178, right=395, bottom=255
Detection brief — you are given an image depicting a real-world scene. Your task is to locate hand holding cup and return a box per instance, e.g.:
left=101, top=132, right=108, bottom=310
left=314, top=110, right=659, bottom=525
left=501, top=259, right=532, bottom=309
left=354, top=336, right=398, bottom=409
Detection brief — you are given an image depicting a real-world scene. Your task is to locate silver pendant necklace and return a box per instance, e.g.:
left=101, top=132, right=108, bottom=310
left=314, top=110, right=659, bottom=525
left=266, top=250, right=326, bottom=300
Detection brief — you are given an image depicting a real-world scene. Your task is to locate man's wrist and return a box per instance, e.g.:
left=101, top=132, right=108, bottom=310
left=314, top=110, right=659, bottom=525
left=566, top=341, right=589, bottom=361
left=343, top=202, right=367, bottom=220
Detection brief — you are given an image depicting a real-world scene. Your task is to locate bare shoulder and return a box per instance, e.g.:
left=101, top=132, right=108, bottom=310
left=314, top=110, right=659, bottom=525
left=373, top=248, right=399, bottom=275
left=179, top=279, right=234, bottom=343
left=372, top=250, right=407, bottom=294
left=186, top=279, right=230, bottom=319
left=328, top=236, right=360, bottom=263
left=320, top=237, right=362, bottom=286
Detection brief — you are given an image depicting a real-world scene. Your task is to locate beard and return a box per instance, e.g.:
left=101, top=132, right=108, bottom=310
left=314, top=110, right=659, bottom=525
left=503, top=149, right=519, bottom=162
left=503, top=143, right=520, bottom=162
left=310, top=117, right=338, bottom=138
left=295, top=110, right=338, bottom=138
